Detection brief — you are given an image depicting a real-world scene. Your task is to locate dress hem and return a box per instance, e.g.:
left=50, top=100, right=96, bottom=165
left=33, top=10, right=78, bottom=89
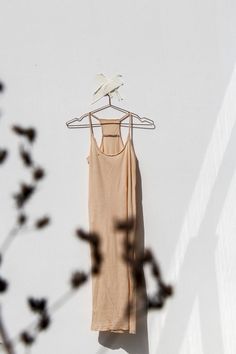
left=91, top=326, right=136, bottom=334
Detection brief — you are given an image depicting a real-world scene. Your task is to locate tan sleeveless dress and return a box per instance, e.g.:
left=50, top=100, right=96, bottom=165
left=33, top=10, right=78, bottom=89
left=86, top=111, right=137, bottom=334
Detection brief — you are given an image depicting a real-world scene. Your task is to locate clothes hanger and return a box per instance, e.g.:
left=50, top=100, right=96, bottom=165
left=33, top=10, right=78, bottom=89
left=65, top=94, right=156, bottom=130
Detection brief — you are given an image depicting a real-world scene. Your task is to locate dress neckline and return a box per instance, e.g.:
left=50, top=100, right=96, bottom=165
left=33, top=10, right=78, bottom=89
left=92, top=134, right=131, bottom=157
left=89, top=112, right=132, bottom=157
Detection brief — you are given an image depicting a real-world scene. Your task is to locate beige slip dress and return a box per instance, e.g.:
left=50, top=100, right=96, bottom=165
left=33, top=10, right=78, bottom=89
left=86, top=111, right=137, bottom=334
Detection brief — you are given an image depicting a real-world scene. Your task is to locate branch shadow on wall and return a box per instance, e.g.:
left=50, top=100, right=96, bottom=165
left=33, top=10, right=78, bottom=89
left=97, top=157, right=150, bottom=354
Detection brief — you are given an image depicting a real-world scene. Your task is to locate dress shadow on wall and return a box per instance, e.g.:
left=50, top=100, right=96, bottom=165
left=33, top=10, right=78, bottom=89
left=97, top=157, right=150, bottom=354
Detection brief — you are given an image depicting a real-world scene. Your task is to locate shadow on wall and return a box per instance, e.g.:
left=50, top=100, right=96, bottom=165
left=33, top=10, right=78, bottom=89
left=154, top=65, right=236, bottom=354
left=98, top=158, right=150, bottom=354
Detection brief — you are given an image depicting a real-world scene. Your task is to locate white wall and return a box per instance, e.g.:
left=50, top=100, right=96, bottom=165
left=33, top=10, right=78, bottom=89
left=1, top=1, right=236, bottom=353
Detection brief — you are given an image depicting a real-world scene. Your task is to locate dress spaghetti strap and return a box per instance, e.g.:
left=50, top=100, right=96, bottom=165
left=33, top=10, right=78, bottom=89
left=127, top=112, right=132, bottom=141
left=88, top=112, right=94, bottom=138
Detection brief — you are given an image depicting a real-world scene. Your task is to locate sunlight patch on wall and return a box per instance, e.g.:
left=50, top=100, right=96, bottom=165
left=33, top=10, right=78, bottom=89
left=215, top=170, right=236, bottom=354
left=169, top=63, right=236, bottom=284
left=151, top=64, right=236, bottom=353
left=180, top=296, right=203, bottom=354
